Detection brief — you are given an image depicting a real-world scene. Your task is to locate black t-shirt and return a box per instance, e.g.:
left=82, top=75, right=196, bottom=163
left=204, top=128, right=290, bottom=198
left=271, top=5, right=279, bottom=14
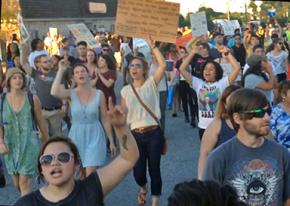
left=231, top=44, right=246, bottom=67
left=13, top=172, right=104, bottom=206
left=190, top=54, right=213, bottom=79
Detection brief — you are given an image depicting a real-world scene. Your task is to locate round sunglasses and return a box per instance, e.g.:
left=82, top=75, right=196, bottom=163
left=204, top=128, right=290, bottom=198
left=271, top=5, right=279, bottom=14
left=39, top=152, right=74, bottom=166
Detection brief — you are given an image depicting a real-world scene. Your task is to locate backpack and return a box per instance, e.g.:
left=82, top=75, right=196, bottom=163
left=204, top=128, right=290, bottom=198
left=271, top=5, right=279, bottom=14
left=0, top=92, right=38, bottom=131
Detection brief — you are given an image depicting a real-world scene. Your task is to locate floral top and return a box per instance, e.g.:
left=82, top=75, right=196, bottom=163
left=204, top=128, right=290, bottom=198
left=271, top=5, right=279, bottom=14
left=270, top=103, right=290, bottom=152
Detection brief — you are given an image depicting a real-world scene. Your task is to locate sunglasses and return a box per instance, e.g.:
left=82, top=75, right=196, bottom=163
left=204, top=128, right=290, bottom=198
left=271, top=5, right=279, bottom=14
left=240, top=107, right=271, bottom=118
left=39, top=152, right=74, bottom=166
left=129, top=63, right=143, bottom=69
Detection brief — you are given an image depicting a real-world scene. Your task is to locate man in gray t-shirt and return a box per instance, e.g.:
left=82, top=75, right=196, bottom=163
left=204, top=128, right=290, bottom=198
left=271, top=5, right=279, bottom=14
left=203, top=88, right=290, bottom=206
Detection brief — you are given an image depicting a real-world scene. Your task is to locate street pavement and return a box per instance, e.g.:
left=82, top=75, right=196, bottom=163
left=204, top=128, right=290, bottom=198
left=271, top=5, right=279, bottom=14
left=0, top=71, right=201, bottom=205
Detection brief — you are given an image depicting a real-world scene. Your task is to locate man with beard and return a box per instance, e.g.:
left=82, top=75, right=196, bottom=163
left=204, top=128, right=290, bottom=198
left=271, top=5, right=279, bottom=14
left=30, top=55, right=65, bottom=137
left=203, top=88, right=290, bottom=206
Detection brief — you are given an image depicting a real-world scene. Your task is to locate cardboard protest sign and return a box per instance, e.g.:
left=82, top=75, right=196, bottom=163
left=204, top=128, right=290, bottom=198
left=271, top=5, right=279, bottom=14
left=190, top=12, right=208, bottom=36
left=17, top=13, right=30, bottom=43
left=67, top=23, right=97, bottom=48
left=115, top=0, right=180, bottom=43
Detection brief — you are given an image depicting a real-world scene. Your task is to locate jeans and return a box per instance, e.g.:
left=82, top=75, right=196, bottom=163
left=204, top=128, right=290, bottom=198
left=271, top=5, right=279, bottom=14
left=159, top=91, right=167, bottom=131
left=132, top=127, right=164, bottom=196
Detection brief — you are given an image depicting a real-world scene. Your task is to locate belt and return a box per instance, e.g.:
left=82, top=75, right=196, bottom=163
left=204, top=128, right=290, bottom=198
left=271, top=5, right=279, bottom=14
left=132, top=125, right=159, bottom=134
left=42, top=106, right=62, bottom=111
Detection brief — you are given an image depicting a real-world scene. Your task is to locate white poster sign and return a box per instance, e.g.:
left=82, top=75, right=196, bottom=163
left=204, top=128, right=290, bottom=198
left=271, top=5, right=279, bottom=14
left=133, top=38, right=151, bottom=62
left=190, top=12, right=208, bottom=36
left=67, top=23, right=97, bottom=48
left=17, top=13, right=30, bottom=43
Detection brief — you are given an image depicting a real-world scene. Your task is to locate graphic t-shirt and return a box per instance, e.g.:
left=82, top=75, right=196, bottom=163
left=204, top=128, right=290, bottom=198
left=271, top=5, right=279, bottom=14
left=191, top=76, right=229, bottom=129
left=13, top=172, right=104, bottom=206
left=203, top=138, right=290, bottom=206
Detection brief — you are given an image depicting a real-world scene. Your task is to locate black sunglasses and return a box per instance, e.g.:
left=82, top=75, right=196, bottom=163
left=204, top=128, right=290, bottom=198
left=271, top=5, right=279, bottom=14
left=39, top=152, right=74, bottom=166
left=240, top=107, right=271, bottom=118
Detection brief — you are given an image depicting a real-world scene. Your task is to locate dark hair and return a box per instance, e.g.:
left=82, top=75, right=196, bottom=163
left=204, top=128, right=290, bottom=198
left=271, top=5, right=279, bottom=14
left=215, top=85, right=242, bottom=119
left=37, top=136, right=81, bottom=182
left=242, top=62, right=269, bottom=86
left=178, top=46, right=187, bottom=53
left=101, top=43, right=110, bottom=48
left=98, top=54, right=116, bottom=70
left=87, top=49, right=98, bottom=64
left=6, top=43, right=20, bottom=60
left=77, top=41, right=87, bottom=47
left=233, top=34, right=241, bottom=39
left=199, top=43, right=210, bottom=51
left=30, top=38, right=42, bottom=51
left=72, top=63, right=89, bottom=73
left=253, top=44, right=264, bottom=53
left=6, top=71, right=27, bottom=92
left=62, top=37, right=69, bottom=44
left=168, top=179, right=246, bottom=206
left=200, top=60, right=223, bottom=82
left=227, top=88, right=269, bottom=131
left=129, top=56, right=149, bottom=79
left=277, top=80, right=290, bottom=103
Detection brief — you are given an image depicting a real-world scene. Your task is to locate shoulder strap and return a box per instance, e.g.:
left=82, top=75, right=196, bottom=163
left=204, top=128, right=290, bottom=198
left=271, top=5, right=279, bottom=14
left=130, top=84, right=160, bottom=126
left=27, top=92, right=38, bottom=131
left=0, top=92, right=7, bottom=126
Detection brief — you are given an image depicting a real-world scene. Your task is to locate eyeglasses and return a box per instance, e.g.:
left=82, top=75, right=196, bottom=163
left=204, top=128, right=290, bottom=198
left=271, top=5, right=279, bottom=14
left=129, top=63, right=143, bottom=69
left=39, top=152, right=74, bottom=166
left=240, top=107, right=271, bottom=118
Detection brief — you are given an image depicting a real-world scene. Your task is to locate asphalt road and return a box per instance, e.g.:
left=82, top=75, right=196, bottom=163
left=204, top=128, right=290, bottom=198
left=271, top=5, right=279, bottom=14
left=0, top=71, right=201, bottom=206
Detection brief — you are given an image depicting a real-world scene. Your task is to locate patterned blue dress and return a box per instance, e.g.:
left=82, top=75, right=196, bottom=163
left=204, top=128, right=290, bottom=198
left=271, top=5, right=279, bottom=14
left=270, top=103, right=290, bottom=152
left=69, top=90, right=107, bottom=167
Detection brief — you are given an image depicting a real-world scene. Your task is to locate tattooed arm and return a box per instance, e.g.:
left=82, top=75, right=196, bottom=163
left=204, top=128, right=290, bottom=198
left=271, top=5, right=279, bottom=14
left=97, top=98, right=139, bottom=196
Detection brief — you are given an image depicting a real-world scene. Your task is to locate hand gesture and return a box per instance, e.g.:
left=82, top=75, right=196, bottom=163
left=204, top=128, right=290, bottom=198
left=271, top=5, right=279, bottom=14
left=147, top=35, right=155, bottom=49
left=58, top=59, right=70, bottom=73
left=109, top=142, right=116, bottom=157
left=217, top=46, right=229, bottom=57
left=0, top=143, right=9, bottom=155
left=107, top=97, right=127, bottom=128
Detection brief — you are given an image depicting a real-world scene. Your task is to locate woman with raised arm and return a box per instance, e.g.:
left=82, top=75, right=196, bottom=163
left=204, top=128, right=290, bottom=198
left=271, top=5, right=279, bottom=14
left=51, top=61, right=116, bottom=177
left=0, top=68, right=48, bottom=196
left=179, top=38, right=240, bottom=140
left=120, top=37, right=166, bottom=206
left=13, top=100, right=139, bottom=205
left=197, top=85, right=241, bottom=179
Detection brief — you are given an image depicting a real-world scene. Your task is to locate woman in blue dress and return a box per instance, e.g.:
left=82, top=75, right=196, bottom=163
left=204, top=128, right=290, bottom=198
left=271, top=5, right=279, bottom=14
left=51, top=61, right=116, bottom=177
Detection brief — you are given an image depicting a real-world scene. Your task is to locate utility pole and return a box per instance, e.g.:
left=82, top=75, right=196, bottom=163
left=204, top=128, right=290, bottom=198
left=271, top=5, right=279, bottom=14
left=227, top=0, right=230, bottom=20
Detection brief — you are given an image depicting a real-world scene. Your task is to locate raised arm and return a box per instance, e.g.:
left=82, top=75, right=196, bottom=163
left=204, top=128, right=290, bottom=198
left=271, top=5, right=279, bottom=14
left=19, top=43, right=32, bottom=75
left=218, top=46, right=241, bottom=84
left=148, top=38, right=166, bottom=84
left=33, top=95, right=49, bottom=144
left=51, top=60, right=71, bottom=99
left=97, top=98, right=139, bottom=196
left=197, top=118, right=221, bottom=179
left=99, top=92, right=116, bottom=156
left=179, top=50, right=196, bottom=85
left=255, top=61, right=275, bottom=90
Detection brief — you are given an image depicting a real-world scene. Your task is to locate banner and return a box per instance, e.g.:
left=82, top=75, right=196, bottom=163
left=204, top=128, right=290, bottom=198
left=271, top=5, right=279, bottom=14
left=67, top=23, right=97, bottom=48
left=17, top=13, right=30, bottom=43
left=176, top=32, right=192, bottom=48
left=115, top=0, right=180, bottom=43
left=190, top=12, right=208, bottom=36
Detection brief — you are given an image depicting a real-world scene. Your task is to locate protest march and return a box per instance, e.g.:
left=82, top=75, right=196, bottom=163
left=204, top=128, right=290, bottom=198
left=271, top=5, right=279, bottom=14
left=0, top=0, right=290, bottom=205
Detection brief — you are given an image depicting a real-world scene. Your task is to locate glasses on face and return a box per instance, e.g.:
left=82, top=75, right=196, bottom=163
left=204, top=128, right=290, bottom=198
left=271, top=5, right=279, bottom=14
left=129, top=63, right=143, bottom=69
left=39, top=152, right=74, bottom=166
left=240, top=107, right=271, bottom=118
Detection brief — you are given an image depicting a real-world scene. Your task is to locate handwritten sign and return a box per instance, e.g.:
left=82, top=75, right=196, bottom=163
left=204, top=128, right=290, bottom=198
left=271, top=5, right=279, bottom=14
left=17, top=13, right=30, bottom=43
left=115, top=0, right=180, bottom=43
left=67, top=23, right=97, bottom=48
left=215, top=20, right=240, bottom=36
left=190, top=12, right=208, bottom=36
left=133, top=38, right=152, bottom=62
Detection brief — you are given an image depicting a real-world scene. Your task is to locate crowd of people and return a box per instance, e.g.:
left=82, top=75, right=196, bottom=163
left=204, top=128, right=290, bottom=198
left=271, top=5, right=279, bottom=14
left=0, top=18, right=290, bottom=206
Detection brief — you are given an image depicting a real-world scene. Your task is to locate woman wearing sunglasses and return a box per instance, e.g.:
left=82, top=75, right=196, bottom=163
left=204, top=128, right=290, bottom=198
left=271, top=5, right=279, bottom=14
left=270, top=80, right=290, bottom=152
left=197, top=85, right=241, bottom=179
left=51, top=61, right=116, bottom=178
left=14, top=100, right=139, bottom=205
left=179, top=41, right=240, bottom=140
left=266, top=38, right=288, bottom=83
left=120, top=37, right=166, bottom=206
left=0, top=68, right=48, bottom=196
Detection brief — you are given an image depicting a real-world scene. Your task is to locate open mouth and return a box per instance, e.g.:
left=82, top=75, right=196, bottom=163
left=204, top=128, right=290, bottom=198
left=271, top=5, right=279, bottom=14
left=50, top=168, right=62, bottom=177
